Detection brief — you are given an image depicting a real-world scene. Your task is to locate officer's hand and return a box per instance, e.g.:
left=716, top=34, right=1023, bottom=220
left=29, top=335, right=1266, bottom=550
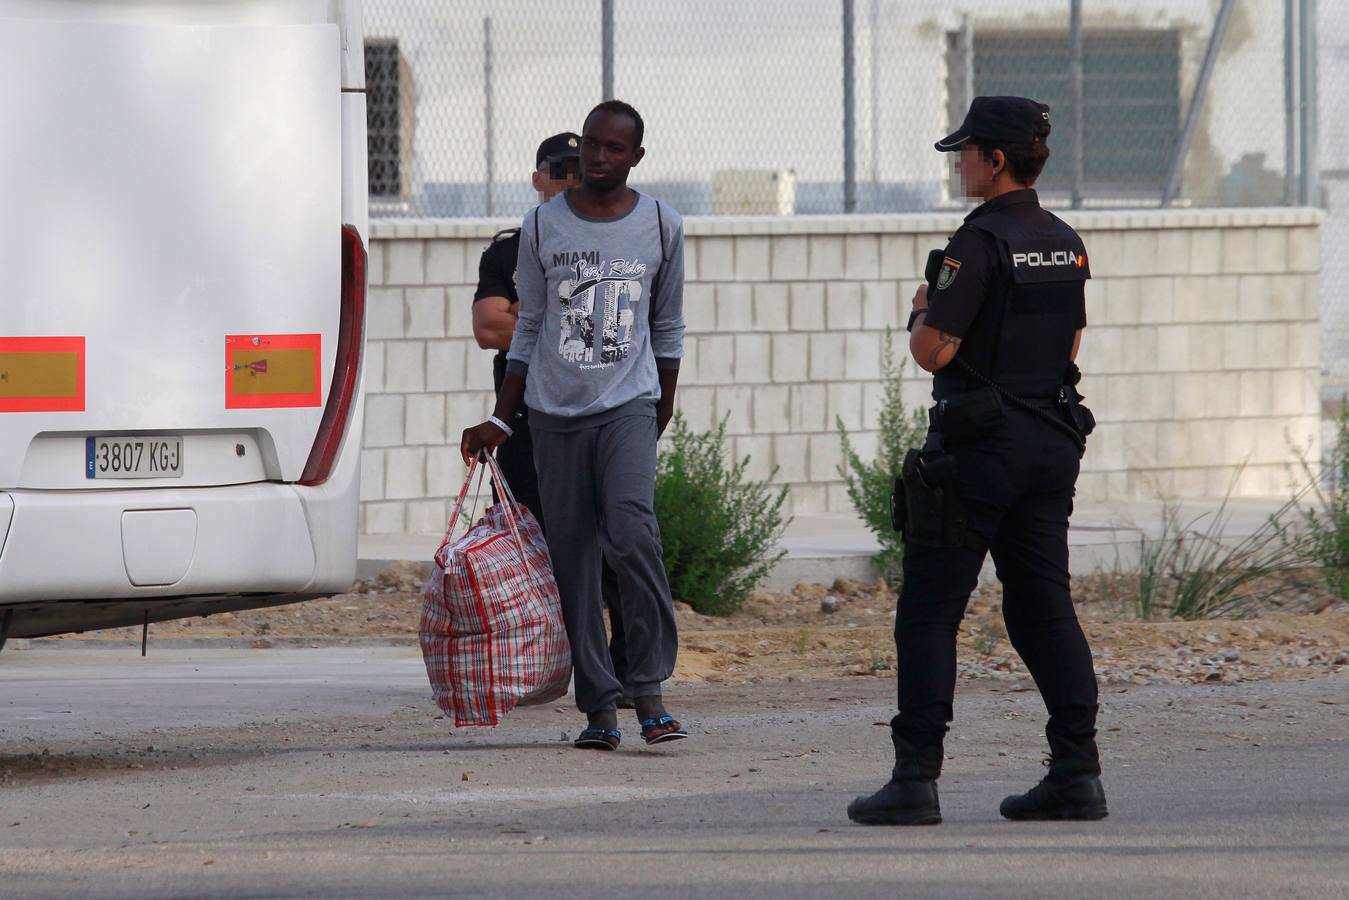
left=911, top=283, right=929, bottom=311
left=460, top=421, right=509, bottom=465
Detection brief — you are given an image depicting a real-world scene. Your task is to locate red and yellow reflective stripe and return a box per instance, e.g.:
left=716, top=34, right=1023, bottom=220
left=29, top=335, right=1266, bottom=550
left=0, top=336, right=85, bottom=412
left=225, top=334, right=322, bottom=409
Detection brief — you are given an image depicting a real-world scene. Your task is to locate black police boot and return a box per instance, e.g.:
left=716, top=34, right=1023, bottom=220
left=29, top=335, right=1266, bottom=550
left=847, top=736, right=943, bottom=826
left=1000, top=734, right=1107, bottom=822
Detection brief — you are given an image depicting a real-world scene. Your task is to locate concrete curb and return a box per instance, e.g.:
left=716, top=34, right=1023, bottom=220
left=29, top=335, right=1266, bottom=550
left=356, top=499, right=1295, bottom=592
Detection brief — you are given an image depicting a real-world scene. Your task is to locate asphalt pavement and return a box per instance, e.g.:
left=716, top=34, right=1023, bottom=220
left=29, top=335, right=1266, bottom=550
left=1, top=646, right=1346, bottom=899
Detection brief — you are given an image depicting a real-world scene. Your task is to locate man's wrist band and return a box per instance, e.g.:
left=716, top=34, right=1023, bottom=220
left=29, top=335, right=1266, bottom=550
left=906, top=308, right=928, bottom=333
left=487, top=414, right=514, bottom=438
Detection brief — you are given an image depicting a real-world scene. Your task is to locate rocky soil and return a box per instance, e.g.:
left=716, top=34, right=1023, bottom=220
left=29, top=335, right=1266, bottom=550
left=28, top=563, right=1349, bottom=688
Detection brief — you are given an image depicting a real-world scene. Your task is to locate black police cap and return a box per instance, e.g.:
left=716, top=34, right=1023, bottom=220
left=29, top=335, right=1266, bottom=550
left=935, top=96, right=1051, bottom=152
left=536, top=132, right=581, bottom=168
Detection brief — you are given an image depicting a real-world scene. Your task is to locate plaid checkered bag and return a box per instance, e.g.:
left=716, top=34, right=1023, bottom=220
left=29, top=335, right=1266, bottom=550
left=419, top=453, right=571, bottom=726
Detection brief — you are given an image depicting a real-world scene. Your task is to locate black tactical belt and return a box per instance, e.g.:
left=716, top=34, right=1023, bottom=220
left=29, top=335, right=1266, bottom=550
left=952, top=358, right=1087, bottom=454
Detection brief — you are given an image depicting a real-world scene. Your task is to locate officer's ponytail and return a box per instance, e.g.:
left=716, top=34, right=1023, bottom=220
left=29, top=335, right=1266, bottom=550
left=977, top=139, right=1051, bottom=186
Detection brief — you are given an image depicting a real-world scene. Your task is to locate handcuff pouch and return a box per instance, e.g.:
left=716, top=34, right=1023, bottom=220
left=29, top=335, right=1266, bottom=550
left=930, top=388, right=1006, bottom=445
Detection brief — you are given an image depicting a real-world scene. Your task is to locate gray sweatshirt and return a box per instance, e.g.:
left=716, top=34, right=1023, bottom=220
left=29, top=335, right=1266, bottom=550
left=505, top=190, right=685, bottom=431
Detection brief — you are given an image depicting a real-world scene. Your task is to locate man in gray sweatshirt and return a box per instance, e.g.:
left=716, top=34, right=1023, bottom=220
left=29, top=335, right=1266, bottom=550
left=461, top=100, right=687, bottom=750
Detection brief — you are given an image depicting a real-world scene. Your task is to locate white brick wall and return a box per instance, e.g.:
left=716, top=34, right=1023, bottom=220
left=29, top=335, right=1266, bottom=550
left=359, top=208, right=1325, bottom=532
left=770, top=235, right=809, bottom=281
left=736, top=237, right=771, bottom=282
left=404, top=287, right=445, bottom=338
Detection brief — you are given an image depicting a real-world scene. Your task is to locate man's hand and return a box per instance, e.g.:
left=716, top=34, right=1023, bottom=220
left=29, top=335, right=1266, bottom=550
left=911, top=283, right=929, bottom=311
left=656, top=367, right=680, bottom=438
left=656, top=399, right=675, bottom=437
left=460, top=421, right=509, bottom=465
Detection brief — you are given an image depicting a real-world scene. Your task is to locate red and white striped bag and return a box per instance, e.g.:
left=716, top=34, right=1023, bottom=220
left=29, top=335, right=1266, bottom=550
left=418, top=453, right=571, bottom=726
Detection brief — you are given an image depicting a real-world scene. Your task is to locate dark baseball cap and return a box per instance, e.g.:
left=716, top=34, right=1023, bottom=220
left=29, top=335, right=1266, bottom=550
left=536, top=132, right=581, bottom=168
left=935, top=96, right=1052, bottom=152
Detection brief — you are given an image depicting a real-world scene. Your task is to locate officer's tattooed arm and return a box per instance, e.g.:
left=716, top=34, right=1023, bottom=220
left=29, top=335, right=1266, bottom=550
left=907, top=284, right=963, bottom=372
left=910, top=322, right=962, bottom=372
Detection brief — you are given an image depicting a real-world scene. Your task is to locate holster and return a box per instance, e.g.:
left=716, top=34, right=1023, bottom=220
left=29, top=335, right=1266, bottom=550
left=929, top=387, right=1006, bottom=445
left=1057, top=384, right=1096, bottom=439
left=899, top=447, right=968, bottom=548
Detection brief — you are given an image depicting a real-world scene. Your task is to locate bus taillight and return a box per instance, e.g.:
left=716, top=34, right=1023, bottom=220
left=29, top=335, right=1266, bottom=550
left=299, top=224, right=366, bottom=485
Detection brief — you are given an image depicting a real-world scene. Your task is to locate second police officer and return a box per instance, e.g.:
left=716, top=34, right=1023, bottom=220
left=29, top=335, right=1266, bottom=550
left=848, top=97, right=1106, bottom=825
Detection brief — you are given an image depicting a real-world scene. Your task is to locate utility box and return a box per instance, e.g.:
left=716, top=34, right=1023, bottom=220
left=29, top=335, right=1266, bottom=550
left=712, top=169, right=796, bottom=215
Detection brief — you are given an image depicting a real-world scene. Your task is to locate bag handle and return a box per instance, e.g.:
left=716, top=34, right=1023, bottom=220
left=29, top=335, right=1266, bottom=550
left=440, top=451, right=544, bottom=587
left=438, top=458, right=487, bottom=564
left=479, top=452, right=544, bottom=585
left=444, top=455, right=483, bottom=538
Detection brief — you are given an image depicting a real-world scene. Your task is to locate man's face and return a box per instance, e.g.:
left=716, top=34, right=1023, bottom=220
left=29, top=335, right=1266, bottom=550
left=533, top=155, right=580, bottom=201
left=955, top=143, right=998, bottom=199
left=580, top=111, right=643, bottom=192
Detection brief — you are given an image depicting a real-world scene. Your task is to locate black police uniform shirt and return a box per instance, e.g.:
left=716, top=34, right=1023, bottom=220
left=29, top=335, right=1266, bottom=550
left=922, top=188, right=1088, bottom=401
left=472, top=227, right=521, bottom=395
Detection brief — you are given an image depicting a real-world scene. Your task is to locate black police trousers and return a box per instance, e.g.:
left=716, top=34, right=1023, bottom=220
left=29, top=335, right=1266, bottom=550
left=492, top=414, right=628, bottom=684
left=892, top=404, right=1099, bottom=763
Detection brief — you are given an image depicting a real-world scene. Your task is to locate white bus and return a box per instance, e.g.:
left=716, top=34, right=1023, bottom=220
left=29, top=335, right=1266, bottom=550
left=0, top=1, right=369, bottom=640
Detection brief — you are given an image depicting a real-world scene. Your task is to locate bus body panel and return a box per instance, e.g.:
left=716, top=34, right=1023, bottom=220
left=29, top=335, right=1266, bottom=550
left=0, top=19, right=341, bottom=487
left=0, top=1, right=368, bottom=629
left=0, top=0, right=365, bottom=89
left=0, top=486, right=317, bottom=602
left=0, top=494, right=12, bottom=560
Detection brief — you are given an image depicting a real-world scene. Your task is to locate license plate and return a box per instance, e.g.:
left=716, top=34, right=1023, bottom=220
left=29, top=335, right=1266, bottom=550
left=85, top=436, right=183, bottom=479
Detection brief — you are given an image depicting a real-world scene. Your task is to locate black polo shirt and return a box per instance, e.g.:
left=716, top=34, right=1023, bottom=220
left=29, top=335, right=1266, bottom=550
left=472, top=228, right=520, bottom=393
left=925, top=189, right=1087, bottom=339
left=926, top=189, right=1088, bottom=400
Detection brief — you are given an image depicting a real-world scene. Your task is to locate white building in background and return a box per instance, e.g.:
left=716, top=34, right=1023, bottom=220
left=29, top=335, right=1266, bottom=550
left=1315, top=4, right=1349, bottom=390
left=363, top=0, right=1294, bottom=217
left=354, top=1, right=1339, bottom=531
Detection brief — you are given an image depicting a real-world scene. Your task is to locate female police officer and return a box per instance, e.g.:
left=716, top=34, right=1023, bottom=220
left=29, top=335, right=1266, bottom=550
left=848, top=97, right=1106, bottom=825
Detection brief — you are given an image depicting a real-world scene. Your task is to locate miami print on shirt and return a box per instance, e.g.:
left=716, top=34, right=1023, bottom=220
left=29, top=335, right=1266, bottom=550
left=557, top=255, right=648, bottom=369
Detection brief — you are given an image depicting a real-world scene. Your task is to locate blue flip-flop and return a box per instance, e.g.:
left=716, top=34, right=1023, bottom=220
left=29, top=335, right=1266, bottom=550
left=640, top=716, right=688, bottom=745
left=573, top=727, right=621, bottom=751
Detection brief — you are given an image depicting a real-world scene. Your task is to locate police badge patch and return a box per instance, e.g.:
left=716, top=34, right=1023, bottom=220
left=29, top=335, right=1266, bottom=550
left=936, top=257, right=961, bottom=290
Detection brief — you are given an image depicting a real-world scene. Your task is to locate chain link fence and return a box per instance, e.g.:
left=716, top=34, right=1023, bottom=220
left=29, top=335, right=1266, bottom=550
left=362, top=0, right=1349, bottom=411
left=1316, top=1, right=1349, bottom=397
left=363, top=0, right=1310, bottom=219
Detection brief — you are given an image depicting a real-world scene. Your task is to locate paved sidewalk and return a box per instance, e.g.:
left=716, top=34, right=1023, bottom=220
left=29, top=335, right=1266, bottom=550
left=359, top=497, right=1296, bottom=590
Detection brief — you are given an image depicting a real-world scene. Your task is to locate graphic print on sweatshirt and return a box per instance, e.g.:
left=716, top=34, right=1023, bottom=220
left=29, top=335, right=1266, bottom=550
left=556, top=255, right=648, bottom=369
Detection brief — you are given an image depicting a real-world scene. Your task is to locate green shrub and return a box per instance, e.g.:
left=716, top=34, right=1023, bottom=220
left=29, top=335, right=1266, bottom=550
left=654, top=413, right=790, bottom=616
left=1103, top=473, right=1318, bottom=620
left=1298, top=400, right=1349, bottom=599
left=837, top=329, right=927, bottom=586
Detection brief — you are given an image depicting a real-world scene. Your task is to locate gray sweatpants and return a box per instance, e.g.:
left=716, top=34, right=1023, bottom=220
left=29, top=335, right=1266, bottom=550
left=531, top=414, right=678, bottom=713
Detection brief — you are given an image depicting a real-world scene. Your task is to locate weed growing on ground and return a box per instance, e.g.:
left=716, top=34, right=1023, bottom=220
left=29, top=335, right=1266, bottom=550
left=1295, top=400, right=1349, bottom=600
left=655, top=413, right=790, bottom=617
left=792, top=626, right=812, bottom=653
left=837, top=328, right=927, bottom=586
left=1102, top=472, right=1319, bottom=620
left=972, top=622, right=1005, bottom=655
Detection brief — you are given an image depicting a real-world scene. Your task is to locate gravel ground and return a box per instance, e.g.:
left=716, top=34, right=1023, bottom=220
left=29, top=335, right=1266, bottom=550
left=0, top=647, right=1346, bottom=899
left=30, top=567, right=1349, bottom=689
